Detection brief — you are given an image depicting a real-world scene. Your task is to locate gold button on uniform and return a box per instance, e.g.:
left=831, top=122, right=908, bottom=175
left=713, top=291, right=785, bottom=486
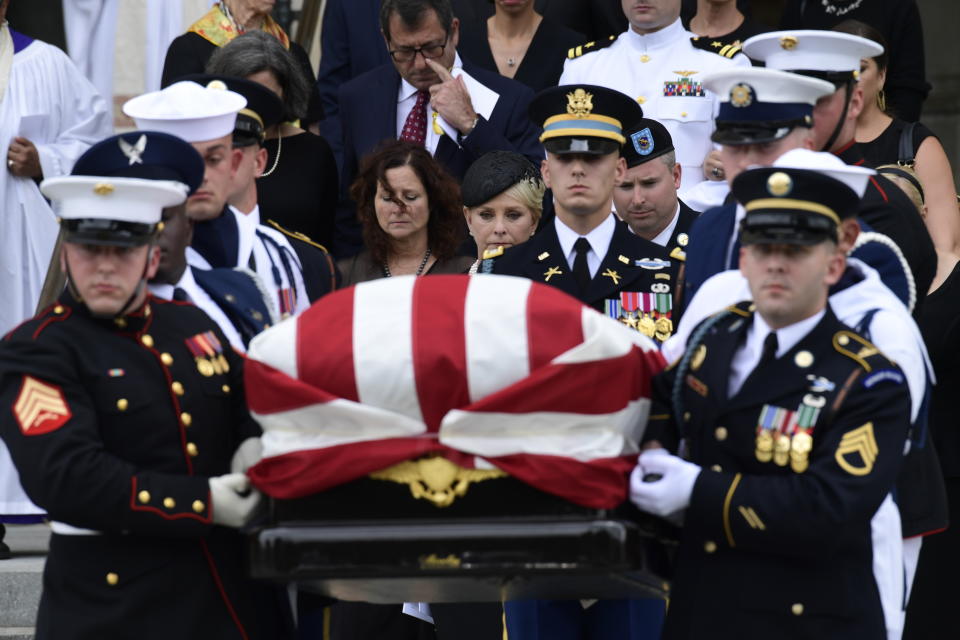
left=186, top=442, right=198, bottom=457
left=163, top=497, right=176, bottom=509
left=116, top=398, right=128, bottom=411
left=683, top=411, right=691, bottom=422
left=715, top=426, right=728, bottom=441
left=53, top=305, right=64, bottom=314
left=221, top=384, right=231, bottom=394
left=141, top=334, right=154, bottom=348
left=181, top=412, right=192, bottom=427
left=791, top=603, right=804, bottom=616
left=171, top=382, right=184, bottom=396
left=114, top=318, right=127, bottom=329
left=710, top=464, right=722, bottom=472
left=704, top=541, right=717, bottom=553
left=106, top=572, right=119, bottom=586
left=192, top=500, right=205, bottom=513
left=161, top=353, right=174, bottom=366
left=137, top=490, right=150, bottom=504
left=637, top=96, right=646, bottom=104
left=681, top=111, right=688, bottom=117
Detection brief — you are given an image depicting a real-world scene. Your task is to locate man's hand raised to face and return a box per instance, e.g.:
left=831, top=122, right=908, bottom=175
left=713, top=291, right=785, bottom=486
left=425, top=58, right=479, bottom=137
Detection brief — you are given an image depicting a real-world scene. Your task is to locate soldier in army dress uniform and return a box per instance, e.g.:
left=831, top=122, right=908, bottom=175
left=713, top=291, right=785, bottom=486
left=631, top=165, right=912, bottom=639
left=486, top=84, right=681, bottom=346
left=0, top=143, right=291, bottom=639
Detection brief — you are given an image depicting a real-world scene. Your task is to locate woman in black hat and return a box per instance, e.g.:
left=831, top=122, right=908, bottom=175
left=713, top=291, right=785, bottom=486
left=462, top=151, right=545, bottom=274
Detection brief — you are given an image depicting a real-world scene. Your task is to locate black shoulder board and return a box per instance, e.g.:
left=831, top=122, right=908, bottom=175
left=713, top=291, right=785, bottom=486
left=690, top=36, right=742, bottom=58
left=265, top=219, right=330, bottom=253
left=567, top=34, right=618, bottom=60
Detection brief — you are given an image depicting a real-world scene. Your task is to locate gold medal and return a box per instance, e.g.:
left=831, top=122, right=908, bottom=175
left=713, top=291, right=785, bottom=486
left=791, top=431, right=813, bottom=454
left=654, top=316, right=674, bottom=342
left=638, top=314, right=657, bottom=338
left=790, top=455, right=809, bottom=474
left=773, top=432, right=791, bottom=466
left=218, top=354, right=230, bottom=373
left=196, top=357, right=215, bottom=377
left=755, top=430, right=773, bottom=463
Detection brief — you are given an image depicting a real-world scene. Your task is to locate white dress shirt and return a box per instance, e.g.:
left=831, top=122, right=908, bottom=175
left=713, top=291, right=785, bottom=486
left=397, top=53, right=467, bottom=156
left=148, top=266, right=246, bottom=353
left=727, top=309, right=825, bottom=398
left=554, top=212, right=617, bottom=278
left=650, top=203, right=681, bottom=247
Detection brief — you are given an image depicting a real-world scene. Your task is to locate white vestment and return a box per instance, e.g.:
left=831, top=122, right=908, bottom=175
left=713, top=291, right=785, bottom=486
left=0, top=31, right=111, bottom=517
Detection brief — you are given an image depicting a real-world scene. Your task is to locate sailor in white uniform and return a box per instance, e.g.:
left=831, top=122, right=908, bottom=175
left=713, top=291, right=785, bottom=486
left=558, top=0, right=748, bottom=192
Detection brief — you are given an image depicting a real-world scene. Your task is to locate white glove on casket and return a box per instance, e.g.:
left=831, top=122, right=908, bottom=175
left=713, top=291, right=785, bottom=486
left=210, top=473, right=262, bottom=528
left=230, top=437, right=264, bottom=474
left=629, top=449, right=701, bottom=517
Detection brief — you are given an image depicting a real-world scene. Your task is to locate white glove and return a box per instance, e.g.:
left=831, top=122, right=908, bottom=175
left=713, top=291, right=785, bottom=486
left=230, top=437, right=264, bottom=474
left=629, top=449, right=701, bottom=517
left=209, top=473, right=261, bottom=528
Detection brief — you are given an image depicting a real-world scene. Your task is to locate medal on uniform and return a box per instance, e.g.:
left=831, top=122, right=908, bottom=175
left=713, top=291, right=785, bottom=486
left=789, top=394, right=823, bottom=473
left=756, top=404, right=792, bottom=464
left=185, top=331, right=227, bottom=377
left=663, top=71, right=706, bottom=98
left=773, top=431, right=792, bottom=467
left=278, top=287, right=296, bottom=318
left=653, top=291, right=673, bottom=341
left=618, top=292, right=641, bottom=331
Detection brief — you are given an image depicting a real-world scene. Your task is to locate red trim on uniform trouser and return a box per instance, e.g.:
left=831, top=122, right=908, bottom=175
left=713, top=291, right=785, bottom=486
left=128, top=477, right=211, bottom=523
left=869, top=176, right=889, bottom=203
left=200, top=538, right=250, bottom=640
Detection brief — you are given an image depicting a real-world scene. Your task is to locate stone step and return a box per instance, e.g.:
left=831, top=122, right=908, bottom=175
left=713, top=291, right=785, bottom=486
left=0, top=523, right=49, bottom=636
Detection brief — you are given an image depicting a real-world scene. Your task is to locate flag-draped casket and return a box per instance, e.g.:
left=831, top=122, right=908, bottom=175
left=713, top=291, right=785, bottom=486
left=244, top=275, right=672, bottom=602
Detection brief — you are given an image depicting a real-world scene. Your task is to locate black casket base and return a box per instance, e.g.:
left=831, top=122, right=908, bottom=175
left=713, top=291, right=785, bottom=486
left=247, top=477, right=675, bottom=603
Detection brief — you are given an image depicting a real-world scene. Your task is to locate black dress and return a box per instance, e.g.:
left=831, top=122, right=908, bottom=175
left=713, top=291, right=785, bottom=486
left=905, top=260, right=960, bottom=639
left=779, top=0, right=929, bottom=122
left=256, top=131, right=339, bottom=250
left=161, top=31, right=323, bottom=126
left=855, top=118, right=936, bottom=168
left=688, top=17, right=768, bottom=53
left=453, top=0, right=625, bottom=44
left=457, top=17, right=584, bottom=92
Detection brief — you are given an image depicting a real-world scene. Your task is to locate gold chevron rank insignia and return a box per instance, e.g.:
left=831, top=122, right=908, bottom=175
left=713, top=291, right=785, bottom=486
left=14, top=376, right=72, bottom=436
left=835, top=422, right=878, bottom=476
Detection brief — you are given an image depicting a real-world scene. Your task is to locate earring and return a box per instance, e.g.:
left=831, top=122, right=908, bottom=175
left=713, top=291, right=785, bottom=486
left=877, top=89, right=886, bottom=112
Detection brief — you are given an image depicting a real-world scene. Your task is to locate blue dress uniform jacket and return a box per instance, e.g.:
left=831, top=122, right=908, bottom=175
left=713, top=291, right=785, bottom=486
left=0, top=294, right=292, bottom=640
left=192, top=267, right=274, bottom=347
left=650, top=302, right=911, bottom=639
left=487, top=218, right=681, bottom=341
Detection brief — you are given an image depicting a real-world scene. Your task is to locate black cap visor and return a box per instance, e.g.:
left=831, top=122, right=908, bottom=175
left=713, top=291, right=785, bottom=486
left=739, top=211, right=836, bottom=246
left=62, top=219, right=156, bottom=247
left=544, top=136, right=620, bottom=156
left=712, top=119, right=807, bottom=145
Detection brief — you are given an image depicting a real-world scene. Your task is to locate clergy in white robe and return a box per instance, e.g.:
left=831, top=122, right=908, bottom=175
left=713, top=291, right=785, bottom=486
left=0, top=17, right=112, bottom=528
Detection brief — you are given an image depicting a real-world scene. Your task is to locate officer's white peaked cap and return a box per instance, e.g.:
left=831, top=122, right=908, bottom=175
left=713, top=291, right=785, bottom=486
left=704, top=67, right=835, bottom=107
left=41, top=176, right=188, bottom=226
left=773, top=148, right=874, bottom=199
left=123, top=80, right=247, bottom=142
left=743, top=30, right=883, bottom=74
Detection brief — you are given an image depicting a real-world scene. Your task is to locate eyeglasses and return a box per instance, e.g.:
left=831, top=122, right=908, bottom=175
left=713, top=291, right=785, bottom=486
left=388, top=36, right=448, bottom=63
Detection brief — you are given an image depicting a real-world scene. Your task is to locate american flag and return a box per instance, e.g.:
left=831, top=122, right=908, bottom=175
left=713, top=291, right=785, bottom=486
left=245, top=275, right=666, bottom=509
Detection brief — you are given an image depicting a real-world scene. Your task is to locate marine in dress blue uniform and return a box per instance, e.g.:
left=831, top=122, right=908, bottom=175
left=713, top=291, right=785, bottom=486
left=633, top=166, right=912, bottom=639
left=0, top=152, right=292, bottom=639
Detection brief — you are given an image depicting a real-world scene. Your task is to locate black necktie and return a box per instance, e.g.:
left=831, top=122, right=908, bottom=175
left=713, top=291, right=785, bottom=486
left=172, top=287, right=189, bottom=302
left=573, top=237, right=592, bottom=293
left=758, top=331, right=779, bottom=368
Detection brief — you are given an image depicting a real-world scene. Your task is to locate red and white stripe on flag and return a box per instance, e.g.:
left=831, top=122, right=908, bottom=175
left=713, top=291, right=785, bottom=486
left=245, top=275, right=666, bottom=509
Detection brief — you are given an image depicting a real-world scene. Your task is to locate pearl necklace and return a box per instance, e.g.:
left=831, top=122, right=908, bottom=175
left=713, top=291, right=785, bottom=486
left=820, top=0, right=864, bottom=17
left=259, top=134, right=282, bottom=177
left=383, top=248, right=432, bottom=278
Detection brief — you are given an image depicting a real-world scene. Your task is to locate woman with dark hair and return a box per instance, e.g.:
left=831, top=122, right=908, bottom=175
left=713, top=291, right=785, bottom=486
left=207, top=31, right=339, bottom=250
left=834, top=20, right=959, bottom=291
left=337, top=140, right=474, bottom=286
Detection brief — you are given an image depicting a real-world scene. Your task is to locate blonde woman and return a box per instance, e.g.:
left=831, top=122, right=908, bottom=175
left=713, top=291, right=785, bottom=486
left=462, top=151, right=545, bottom=274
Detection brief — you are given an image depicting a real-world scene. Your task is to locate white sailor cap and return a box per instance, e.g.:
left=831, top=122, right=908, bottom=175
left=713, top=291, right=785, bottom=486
left=41, top=176, right=188, bottom=246
left=122, top=80, right=247, bottom=143
left=772, top=148, right=875, bottom=199
left=743, top=31, right=883, bottom=79
left=704, top=67, right=835, bottom=144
